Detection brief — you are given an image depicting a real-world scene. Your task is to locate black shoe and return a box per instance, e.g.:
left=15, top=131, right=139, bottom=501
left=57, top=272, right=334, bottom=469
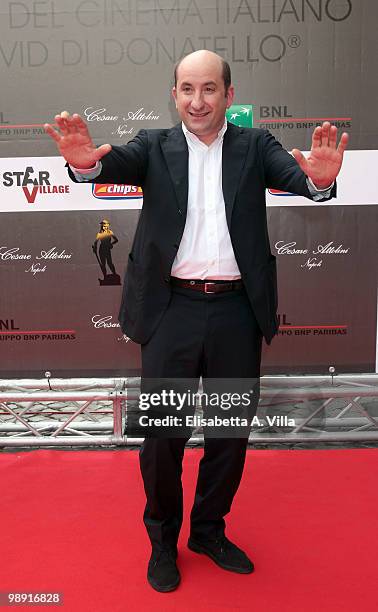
left=147, top=548, right=180, bottom=592
left=188, top=534, right=254, bottom=574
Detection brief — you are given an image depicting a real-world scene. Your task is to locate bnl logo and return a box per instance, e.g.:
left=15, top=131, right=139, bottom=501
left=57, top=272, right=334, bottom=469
left=226, top=105, right=253, bottom=128
left=260, top=106, right=292, bottom=118
left=0, top=319, right=19, bottom=330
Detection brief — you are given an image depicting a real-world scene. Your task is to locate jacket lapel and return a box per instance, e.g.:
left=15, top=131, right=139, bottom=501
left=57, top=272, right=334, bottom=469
left=160, top=124, right=189, bottom=217
left=222, top=122, right=250, bottom=228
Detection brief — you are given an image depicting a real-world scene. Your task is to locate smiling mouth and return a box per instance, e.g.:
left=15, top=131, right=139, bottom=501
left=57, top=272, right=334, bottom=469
left=189, top=112, right=210, bottom=117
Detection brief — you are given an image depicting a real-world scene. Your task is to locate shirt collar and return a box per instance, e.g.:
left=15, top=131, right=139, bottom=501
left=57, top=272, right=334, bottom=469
left=181, top=119, right=228, bottom=147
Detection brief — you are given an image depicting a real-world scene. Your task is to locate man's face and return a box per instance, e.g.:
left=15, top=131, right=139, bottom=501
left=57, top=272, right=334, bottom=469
left=172, top=53, right=234, bottom=145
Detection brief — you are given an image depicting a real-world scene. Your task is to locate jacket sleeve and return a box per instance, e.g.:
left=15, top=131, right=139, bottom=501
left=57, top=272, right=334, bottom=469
left=67, top=129, right=149, bottom=187
left=259, top=129, right=336, bottom=202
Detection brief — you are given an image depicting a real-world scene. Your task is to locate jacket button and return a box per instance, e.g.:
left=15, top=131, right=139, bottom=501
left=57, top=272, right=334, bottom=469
left=178, top=208, right=182, bottom=215
left=164, top=276, right=170, bottom=283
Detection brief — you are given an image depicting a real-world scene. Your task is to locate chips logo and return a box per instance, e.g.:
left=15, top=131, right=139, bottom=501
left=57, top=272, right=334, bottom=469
left=92, top=184, right=143, bottom=200
left=268, top=188, right=295, bottom=196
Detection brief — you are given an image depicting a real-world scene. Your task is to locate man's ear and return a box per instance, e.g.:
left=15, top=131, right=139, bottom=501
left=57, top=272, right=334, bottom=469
left=172, top=87, right=178, bottom=109
left=226, top=84, right=235, bottom=108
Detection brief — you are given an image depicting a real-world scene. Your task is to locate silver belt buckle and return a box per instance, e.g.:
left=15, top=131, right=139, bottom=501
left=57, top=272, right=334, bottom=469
left=204, top=282, right=216, bottom=294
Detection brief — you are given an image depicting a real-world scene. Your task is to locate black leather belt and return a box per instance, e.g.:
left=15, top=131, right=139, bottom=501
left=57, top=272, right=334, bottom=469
left=170, top=277, right=243, bottom=294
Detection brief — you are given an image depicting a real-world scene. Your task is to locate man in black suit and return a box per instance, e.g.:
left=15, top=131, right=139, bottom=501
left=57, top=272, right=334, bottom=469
left=45, top=50, right=348, bottom=592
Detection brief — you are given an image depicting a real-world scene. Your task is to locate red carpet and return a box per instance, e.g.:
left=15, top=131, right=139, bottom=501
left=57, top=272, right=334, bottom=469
left=1, top=448, right=377, bottom=611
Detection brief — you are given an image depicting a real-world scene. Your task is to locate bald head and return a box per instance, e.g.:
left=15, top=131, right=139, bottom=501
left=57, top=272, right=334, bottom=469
left=172, top=49, right=234, bottom=145
left=174, top=50, right=231, bottom=94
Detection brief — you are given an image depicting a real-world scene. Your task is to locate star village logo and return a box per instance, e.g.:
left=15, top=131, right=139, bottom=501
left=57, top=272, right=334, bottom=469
left=2, top=166, right=70, bottom=204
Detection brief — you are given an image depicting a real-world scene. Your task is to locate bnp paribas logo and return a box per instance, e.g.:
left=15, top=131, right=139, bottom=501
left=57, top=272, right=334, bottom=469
left=226, top=104, right=253, bottom=128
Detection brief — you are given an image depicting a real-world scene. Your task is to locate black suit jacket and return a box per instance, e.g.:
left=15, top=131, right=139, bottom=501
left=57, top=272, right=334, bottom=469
left=68, top=122, right=335, bottom=344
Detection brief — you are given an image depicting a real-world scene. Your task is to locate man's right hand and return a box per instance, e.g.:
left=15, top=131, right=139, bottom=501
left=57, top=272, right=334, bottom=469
left=44, top=111, right=111, bottom=169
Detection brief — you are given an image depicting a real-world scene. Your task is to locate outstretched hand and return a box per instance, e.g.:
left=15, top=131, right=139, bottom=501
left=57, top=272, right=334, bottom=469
left=44, top=111, right=111, bottom=169
left=291, top=122, right=349, bottom=189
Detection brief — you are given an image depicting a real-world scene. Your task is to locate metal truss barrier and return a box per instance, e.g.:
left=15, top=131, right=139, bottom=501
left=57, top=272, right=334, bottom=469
left=0, top=375, right=377, bottom=447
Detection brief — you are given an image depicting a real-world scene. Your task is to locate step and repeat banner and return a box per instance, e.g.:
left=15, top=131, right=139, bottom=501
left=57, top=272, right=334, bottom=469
left=1, top=0, right=377, bottom=376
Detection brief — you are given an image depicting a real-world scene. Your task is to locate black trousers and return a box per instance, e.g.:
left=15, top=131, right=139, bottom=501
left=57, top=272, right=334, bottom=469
left=139, top=285, right=262, bottom=552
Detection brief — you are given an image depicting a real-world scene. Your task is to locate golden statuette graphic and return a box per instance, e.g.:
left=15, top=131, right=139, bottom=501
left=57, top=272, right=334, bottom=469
left=92, top=219, right=121, bottom=286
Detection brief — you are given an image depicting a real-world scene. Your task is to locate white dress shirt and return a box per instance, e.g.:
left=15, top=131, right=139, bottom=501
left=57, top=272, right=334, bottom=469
left=171, top=121, right=241, bottom=280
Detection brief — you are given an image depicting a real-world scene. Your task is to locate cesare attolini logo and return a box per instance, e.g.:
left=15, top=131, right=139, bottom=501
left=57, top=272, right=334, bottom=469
left=2, top=166, right=70, bottom=204
left=92, top=184, right=143, bottom=200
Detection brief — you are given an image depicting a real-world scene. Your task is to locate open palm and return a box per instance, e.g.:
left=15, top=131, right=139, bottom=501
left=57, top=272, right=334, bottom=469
left=44, top=112, right=111, bottom=169
left=291, top=122, right=349, bottom=189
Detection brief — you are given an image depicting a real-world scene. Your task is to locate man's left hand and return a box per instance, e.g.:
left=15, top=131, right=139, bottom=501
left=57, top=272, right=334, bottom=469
left=291, top=121, right=349, bottom=189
